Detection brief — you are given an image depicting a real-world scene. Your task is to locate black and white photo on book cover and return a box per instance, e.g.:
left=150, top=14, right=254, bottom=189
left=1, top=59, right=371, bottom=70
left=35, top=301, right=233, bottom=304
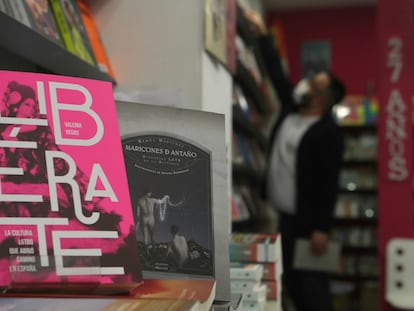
left=122, top=133, right=213, bottom=276
left=116, top=101, right=231, bottom=303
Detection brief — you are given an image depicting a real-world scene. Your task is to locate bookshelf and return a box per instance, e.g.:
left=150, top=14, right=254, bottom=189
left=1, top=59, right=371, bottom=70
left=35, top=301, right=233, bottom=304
left=332, top=122, right=379, bottom=310
left=231, top=4, right=277, bottom=234
left=0, top=12, right=114, bottom=83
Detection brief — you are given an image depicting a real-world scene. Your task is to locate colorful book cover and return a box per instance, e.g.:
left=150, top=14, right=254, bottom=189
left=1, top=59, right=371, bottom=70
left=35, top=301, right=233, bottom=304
left=116, top=101, right=231, bottom=302
left=77, top=0, right=115, bottom=79
left=49, top=0, right=96, bottom=66
left=0, top=70, right=141, bottom=289
left=0, top=296, right=201, bottom=311
left=23, top=0, right=63, bottom=46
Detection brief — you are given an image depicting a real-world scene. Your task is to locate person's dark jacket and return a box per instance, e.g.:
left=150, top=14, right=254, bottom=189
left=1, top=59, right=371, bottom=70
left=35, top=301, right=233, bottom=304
left=258, top=35, right=344, bottom=235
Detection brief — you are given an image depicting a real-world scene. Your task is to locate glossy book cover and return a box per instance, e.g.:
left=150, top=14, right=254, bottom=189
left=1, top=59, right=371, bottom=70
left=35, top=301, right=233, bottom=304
left=116, top=101, right=231, bottom=302
left=0, top=70, right=141, bottom=289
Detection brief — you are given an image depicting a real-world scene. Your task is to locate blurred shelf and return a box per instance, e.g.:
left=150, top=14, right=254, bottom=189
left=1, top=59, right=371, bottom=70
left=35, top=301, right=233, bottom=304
left=342, top=246, right=378, bottom=255
left=340, top=124, right=377, bottom=133
left=235, top=60, right=268, bottom=116
left=236, top=5, right=256, bottom=47
left=342, top=159, right=377, bottom=168
left=339, top=188, right=377, bottom=195
left=331, top=275, right=379, bottom=282
left=0, top=12, right=115, bottom=84
left=232, top=163, right=264, bottom=187
left=334, top=218, right=377, bottom=226
left=233, top=105, right=267, bottom=151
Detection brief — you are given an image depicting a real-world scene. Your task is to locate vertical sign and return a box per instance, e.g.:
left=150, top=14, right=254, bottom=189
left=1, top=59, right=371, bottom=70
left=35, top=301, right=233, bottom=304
left=378, top=0, right=414, bottom=310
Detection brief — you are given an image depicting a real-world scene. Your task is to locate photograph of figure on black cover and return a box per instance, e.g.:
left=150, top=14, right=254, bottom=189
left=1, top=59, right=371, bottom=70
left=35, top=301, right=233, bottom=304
left=122, top=134, right=214, bottom=277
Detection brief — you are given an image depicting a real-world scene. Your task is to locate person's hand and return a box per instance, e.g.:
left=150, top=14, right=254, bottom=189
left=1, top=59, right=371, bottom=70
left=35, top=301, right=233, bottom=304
left=310, top=230, right=329, bottom=255
left=243, top=9, right=268, bottom=35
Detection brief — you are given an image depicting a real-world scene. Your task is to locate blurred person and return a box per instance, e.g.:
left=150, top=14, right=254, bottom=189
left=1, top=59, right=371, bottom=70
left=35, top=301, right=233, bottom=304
left=245, top=10, right=346, bottom=311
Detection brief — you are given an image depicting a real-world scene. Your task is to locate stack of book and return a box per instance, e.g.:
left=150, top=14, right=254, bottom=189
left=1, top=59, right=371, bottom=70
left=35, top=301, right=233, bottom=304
left=230, top=262, right=267, bottom=311
left=229, top=233, right=283, bottom=311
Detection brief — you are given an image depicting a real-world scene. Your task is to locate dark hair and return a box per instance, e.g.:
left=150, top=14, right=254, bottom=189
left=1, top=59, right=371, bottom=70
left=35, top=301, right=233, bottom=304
left=10, top=83, right=37, bottom=117
left=170, top=224, right=179, bottom=236
left=327, top=72, right=346, bottom=107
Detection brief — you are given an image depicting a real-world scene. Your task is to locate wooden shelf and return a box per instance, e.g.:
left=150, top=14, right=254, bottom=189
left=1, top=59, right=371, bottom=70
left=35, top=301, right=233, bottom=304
left=0, top=12, right=115, bottom=84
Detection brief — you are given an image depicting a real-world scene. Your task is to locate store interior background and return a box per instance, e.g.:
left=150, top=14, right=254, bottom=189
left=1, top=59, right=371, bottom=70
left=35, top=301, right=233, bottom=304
left=264, top=0, right=377, bottom=95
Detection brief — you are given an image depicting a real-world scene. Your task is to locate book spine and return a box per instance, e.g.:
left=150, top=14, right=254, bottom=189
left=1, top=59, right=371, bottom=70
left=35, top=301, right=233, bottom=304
left=230, top=280, right=259, bottom=292
left=238, top=284, right=267, bottom=302
left=263, top=280, right=278, bottom=300
left=230, top=265, right=262, bottom=281
left=261, top=262, right=277, bottom=281
left=241, top=299, right=266, bottom=311
left=77, top=0, right=115, bottom=79
left=49, top=0, right=76, bottom=54
left=229, top=243, right=262, bottom=262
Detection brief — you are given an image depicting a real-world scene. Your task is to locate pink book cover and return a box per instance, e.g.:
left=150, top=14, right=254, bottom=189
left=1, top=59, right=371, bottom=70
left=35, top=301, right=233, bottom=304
left=0, top=70, right=141, bottom=289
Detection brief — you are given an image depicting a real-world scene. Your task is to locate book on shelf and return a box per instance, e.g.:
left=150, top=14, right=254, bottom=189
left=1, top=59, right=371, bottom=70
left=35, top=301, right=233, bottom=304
left=232, top=282, right=267, bottom=302
left=230, top=233, right=281, bottom=263
left=0, top=0, right=62, bottom=46
left=76, top=0, right=115, bottom=79
left=0, top=70, right=141, bottom=291
left=23, top=0, right=63, bottom=45
left=230, top=279, right=261, bottom=292
left=0, top=296, right=202, bottom=311
left=213, top=293, right=243, bottom=311
left=241, top=298, right=266, bottom=311
left=231, top=191, right=250, bottom=222
left=230, top=262, right=263, bottom=282
left=261, top=262, right=279, bottom=281
left=49, top=0, right=96, bottom=66
left=262, top=280, right=278, bottom=300
left=115, top=101, right=231, bottom=303
left=0, top=0, right=31, bottom=27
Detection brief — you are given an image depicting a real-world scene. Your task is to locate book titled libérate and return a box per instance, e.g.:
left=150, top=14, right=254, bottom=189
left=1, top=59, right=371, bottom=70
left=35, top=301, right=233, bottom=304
left=0, top=70, right=141, bottom=290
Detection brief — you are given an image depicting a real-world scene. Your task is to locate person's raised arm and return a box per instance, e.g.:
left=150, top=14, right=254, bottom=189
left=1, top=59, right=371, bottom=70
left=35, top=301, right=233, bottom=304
left=244, top=10, right=294, bottom=110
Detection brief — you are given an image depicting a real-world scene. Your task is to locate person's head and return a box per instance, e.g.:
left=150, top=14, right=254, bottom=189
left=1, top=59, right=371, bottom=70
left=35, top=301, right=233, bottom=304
left=170, top=224, right=179, bottom=236
left=2, top=81, right=22, bottom=112
left=10, top=84, right=37, bottom=118
left=293, top=71, right=346, bottom=116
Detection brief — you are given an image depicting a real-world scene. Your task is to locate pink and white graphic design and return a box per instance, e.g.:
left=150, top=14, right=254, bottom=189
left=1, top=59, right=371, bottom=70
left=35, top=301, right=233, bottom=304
left=0, top=71, right=141, bottom=288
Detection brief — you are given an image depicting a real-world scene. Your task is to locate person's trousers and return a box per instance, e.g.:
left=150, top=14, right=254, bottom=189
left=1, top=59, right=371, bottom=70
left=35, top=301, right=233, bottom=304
left=279, top=213, right=333, bottom=311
